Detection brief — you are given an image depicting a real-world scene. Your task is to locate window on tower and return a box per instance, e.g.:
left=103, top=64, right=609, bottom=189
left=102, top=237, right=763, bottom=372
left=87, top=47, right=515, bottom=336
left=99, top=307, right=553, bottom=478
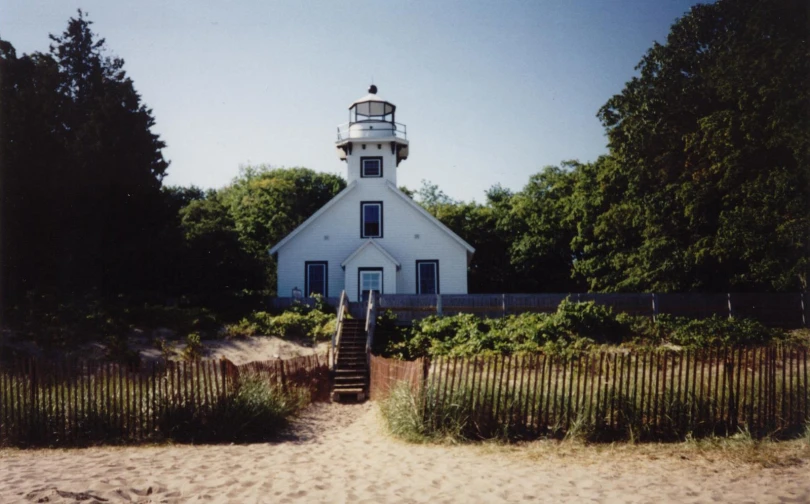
left=361, top=157, right=382, bottom=178
left=361, top=202, right=383, bottom=238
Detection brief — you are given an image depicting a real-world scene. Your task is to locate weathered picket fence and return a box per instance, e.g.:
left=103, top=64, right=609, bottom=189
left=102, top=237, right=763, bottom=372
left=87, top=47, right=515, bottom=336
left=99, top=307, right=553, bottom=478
left=370, top=346, right=810, bottom=439
left=0, top=355, right=328, bottom=446
left=272, top=292, right=809, bottom=328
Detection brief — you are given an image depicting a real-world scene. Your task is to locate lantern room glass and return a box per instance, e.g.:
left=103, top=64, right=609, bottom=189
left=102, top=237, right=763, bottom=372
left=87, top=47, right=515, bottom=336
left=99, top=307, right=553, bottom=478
left=351, top=100, right=395, bottom=123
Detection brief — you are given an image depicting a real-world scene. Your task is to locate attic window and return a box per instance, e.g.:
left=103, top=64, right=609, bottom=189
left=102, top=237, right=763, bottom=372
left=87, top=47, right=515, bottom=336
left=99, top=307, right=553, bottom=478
left=361, top=202, right=383, bottom=238
left=361, top=157, right=382, bottom=178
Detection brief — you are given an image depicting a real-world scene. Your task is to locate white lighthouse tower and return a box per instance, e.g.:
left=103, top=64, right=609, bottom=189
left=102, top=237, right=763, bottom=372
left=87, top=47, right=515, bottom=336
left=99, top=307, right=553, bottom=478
left=336, top=85, right=409, bottom=185
left=270, top=85, right=473, bottom=304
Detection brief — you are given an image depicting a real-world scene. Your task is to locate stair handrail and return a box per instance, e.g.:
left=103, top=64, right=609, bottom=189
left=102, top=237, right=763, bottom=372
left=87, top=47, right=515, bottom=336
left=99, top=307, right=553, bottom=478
left=330, top=290, right=348, bottom=371
left=365, top=291, right=378, bottom=368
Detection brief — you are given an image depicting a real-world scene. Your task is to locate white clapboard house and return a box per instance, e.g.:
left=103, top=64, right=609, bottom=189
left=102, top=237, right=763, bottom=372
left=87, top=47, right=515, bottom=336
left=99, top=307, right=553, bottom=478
left=269, top=86, right=475, bottom=302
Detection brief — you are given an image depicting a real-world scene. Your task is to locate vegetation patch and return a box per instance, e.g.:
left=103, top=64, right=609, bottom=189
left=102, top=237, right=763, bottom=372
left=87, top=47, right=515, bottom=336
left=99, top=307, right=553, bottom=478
left=0, top=370, right=309, bottom=447
left=380, top=301, right=789, bottom=359
left=222, top=296, right=336, bottom=343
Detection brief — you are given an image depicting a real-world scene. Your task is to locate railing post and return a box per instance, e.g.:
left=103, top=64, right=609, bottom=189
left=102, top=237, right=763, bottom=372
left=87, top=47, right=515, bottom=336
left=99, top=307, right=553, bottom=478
left=801, top=292, right=807, bottom=328
left=331, top=291, right=347, bottom=371
left=727, top=292, right=734, bottom=320
left=366, top=291, right=378, bottom=371
left=651, top=292, right=658, bottom=323
left=436, top=294, right=442, bottom=316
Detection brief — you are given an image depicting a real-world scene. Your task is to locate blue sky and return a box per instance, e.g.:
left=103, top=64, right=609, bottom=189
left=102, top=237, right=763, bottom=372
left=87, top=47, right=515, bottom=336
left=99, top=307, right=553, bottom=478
left=2, top=0, right=702, bottom=202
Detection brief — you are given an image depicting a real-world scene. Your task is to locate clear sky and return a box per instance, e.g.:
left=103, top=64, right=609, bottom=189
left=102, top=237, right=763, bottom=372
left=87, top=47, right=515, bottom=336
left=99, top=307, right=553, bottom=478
left=2, top=0, right=702, bottom=202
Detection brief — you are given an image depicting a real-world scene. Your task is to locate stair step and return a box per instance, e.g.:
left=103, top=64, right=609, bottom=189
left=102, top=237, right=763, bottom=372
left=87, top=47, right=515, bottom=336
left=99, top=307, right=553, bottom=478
left=332, top=386, right=364, bottom=393
left=335, top=378, right=366, bottom=384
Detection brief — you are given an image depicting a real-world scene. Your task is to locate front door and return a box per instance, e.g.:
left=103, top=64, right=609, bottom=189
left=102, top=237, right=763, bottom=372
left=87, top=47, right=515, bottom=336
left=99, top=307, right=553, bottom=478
left=358, top=268, right=383, bottom=303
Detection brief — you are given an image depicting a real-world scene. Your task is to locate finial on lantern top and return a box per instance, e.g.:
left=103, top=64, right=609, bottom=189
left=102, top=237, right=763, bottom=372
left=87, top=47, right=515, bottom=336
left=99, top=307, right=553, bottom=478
left=368, top=84, right=378, bottom=94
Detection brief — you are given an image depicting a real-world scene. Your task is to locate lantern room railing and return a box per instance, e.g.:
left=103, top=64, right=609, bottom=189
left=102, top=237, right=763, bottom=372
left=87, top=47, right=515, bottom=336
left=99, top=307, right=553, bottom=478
left=337, top=122, right=407, bottom=141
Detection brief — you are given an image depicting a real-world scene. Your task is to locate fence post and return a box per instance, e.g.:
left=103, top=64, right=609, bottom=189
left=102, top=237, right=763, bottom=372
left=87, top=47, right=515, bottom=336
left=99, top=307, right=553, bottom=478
left=502, top=293, right=507, bottom=316
left=727, top=293, right=734, bottom=320
left=279, top=358, right=287, bottom=393
left=436, top=294, right=442, bottom=316
left=651, top=292, right=658, bottom=323
left=802, top=292, right=807, bottom=328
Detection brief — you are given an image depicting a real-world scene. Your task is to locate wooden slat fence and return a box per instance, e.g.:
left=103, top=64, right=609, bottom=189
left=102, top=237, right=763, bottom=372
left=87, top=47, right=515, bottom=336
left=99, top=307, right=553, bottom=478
left=369, top=354, right=427, bottom=401
left=369, top=347, right=810, bottom=439
left=286, top=292, right=809, bottom=328
left=0, top=355, right=328, bottom=446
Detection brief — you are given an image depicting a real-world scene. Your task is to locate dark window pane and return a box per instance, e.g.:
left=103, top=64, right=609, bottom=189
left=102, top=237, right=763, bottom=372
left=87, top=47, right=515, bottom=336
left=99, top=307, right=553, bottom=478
left=363, top=203, right=381, bottom=237
left=307, top=264, right=326, bottom=295
left=418, top=262, right=437, bottom=294
left=363, top=159, right=380, bottom=177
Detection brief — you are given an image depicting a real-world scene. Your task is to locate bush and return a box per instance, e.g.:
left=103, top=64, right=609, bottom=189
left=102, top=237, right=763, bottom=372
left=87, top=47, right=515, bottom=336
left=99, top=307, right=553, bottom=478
left=0, top=369, right=310, bottom=447
left=222, top=308, right=334, bottom=343
left=170, top=376, right=309, bottom=443
left=182, top=332, right=204, bottom=360
left=381, top=300, right=788, bottom=359
left=667, top=315, right=782, bottom=347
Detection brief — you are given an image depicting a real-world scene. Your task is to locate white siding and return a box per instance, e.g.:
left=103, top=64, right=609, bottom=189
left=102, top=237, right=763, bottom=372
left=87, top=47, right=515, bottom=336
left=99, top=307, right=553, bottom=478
left=342, top=242, right=399, bottom=301
left=275, top=180, right=470, bottom=301
left=346, top=144, right=399, bottom=185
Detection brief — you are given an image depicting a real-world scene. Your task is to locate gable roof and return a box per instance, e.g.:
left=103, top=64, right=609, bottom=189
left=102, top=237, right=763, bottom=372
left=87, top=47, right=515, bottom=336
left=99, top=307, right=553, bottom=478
left=340, top=239, right=401, bottom=269
left=268, top=181, right=358, bottom=255
left=384, top=181, right=476, bottom=260
left=267, top=179, right=476, bottom=261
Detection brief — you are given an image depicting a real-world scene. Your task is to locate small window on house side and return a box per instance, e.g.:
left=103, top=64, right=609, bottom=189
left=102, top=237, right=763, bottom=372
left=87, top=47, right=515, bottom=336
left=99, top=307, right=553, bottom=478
left=361, top=157, right=382, bottom=178
left=416, top=260, right=439, bottom=295
left=305, top=262, right=328, bottom=296
left=361, top=202, right=383, bottom=238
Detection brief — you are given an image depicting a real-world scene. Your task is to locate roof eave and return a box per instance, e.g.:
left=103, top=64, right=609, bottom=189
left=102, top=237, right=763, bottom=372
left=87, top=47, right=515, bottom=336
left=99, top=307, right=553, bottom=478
left=385, top=182, right=476, bottom=255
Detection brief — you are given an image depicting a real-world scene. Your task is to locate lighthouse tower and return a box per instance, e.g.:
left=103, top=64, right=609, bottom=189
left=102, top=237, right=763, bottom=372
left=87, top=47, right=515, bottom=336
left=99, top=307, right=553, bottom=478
left=336, top=85, right=409, bottom=185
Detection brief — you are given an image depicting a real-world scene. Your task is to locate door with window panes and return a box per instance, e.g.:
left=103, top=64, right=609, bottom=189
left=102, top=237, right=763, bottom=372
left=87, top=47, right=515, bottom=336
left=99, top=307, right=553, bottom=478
left=358, top=268, right=382, bottom=303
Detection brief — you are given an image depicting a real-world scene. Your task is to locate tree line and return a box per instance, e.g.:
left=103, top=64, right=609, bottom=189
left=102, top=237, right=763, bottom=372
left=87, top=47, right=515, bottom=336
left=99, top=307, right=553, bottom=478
left=1, top=0, right=807, bottom=329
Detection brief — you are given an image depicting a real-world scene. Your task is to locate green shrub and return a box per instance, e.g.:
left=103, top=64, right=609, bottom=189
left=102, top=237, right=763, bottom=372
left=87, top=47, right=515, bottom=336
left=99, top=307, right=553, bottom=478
left=546, top=300, right=627, bottom=344
left=177, top=376, right=309, bottom=443
left=378, top=381, right=428, bottom=442
left=221, top=308, right=334, bottom=343
left=379, top=300, right=788, bottom=359
left=0, top=371, right=310, bottom=446
left=182, top=332, right=204, bottom=360
left=667, top=315, right=782, bottom=347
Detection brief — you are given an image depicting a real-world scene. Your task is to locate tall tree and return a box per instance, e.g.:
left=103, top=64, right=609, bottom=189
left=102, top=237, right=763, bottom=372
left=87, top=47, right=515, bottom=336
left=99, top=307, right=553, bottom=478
left=504, top=164, right=582, bottom=292
left=1, top=10, right=171, bottom=313
left=219, top=165, right=346, bottom=294
left=579, top=0, right=809, bottom=292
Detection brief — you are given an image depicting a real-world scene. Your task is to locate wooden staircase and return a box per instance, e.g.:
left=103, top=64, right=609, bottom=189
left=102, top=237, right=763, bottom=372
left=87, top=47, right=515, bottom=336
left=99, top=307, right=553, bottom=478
left=332, top=318, right=368, bottom=401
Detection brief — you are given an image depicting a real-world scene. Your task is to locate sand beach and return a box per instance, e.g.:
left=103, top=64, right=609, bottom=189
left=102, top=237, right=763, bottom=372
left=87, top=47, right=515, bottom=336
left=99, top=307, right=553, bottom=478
left=1, top=401, right=808, bottom=503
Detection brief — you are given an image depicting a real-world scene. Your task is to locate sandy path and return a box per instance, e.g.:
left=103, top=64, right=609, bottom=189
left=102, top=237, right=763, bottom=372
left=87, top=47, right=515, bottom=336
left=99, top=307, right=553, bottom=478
left=1, top=403, right=808, bottom=503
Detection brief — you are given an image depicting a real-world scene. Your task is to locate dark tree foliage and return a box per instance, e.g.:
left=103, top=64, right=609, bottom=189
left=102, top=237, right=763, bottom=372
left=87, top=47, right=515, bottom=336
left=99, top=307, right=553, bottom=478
left=1, top=10, right=170, bottom=315
left=580, top=0, right=810, bottom=292
left=218, top=165, right=347, bottom=295
left=2, top=0, right=807, bottom=340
